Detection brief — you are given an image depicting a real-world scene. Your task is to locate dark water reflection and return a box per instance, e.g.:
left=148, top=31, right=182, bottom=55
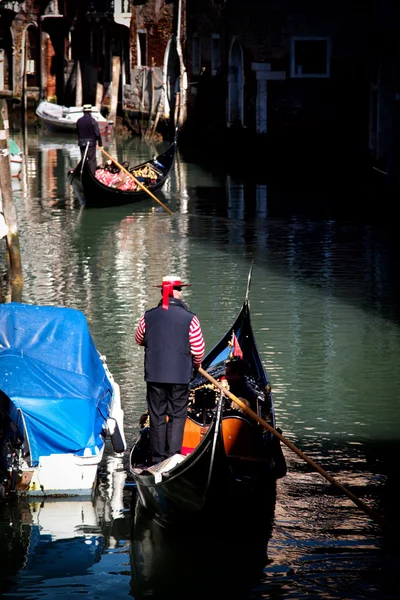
left=1, top=130, right=400, bottom=598
left=0, top=454, right=131, bottom=598
left=130, top=497, right=274, bottom=600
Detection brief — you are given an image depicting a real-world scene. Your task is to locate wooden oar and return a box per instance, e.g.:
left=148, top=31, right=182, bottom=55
left=98, top=146, right=173, bottom=215
left=198, top=366, right=392, bottom=532
left=80, top=142, right=90, bottom=177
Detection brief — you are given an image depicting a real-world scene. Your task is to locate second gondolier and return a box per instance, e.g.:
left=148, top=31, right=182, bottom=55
left=76, top=104, right=102, bottom=174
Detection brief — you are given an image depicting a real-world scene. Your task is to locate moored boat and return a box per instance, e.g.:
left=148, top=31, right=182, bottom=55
left=129, top=265, right=286, bottom=523
left=68, top=141, right=176, bottom=208
left=9, top=139, right=22, bottom=178
left=0, top=302, right=126, bottom=498
left=36, top=101, right=113, bottom=136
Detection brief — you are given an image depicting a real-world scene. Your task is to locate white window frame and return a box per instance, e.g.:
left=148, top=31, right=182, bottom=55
left=116, top=0, right=131, bottom=15
left=290, top=36, right=331, bottom=78
left=192, top=34, right=201, bottom=73
left=211, top=33, right=220, bottom=76
left=114, top=0, right=131, bottom=27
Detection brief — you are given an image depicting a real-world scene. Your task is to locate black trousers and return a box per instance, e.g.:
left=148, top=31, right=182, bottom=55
left=146, top=382, right=189, bottom=463
left=79, top=144, right=97, bottom=174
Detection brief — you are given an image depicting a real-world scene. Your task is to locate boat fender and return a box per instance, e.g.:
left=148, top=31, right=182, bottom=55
left=107, top=417, right=126, bottom=454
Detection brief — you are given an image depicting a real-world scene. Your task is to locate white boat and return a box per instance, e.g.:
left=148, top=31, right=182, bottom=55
left=36, top=100, right=114, bottom=136
left=11, top=177, right=22, bottom=192
left=0, top=302, right=126, bottom=498
left=9, top=139, right=22, bottom=178
left=10, top=155, right=22, bottom=177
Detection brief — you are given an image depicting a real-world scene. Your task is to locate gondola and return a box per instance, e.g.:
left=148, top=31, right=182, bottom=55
left=129, top=265, right=286, bottom=523
left=67, top=141, right=176, bottom=208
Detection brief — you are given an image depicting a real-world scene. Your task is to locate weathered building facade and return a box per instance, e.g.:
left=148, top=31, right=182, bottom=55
left=0, top=0, right=186, bottom=134
left=0, top=0, right=132, bottom=121
left=184, top=0, right=400, bottom=185
left=0, top=0, right=43, bottom=111
left=185, top=1, right=374, bottom=137
left=123, top=0, right=186, bottom=134
left=1, top=0, right=400, bottom=186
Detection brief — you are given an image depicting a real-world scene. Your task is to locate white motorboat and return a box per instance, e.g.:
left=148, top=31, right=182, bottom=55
left=0, top=302, right=126, bottom=498
left=36, top=101, right=113, bottom=136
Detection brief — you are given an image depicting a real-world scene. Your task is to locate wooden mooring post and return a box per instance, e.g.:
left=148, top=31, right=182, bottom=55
left=0, top=98, right=23, bottom=300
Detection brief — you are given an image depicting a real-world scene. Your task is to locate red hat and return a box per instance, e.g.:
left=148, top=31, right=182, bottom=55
left=153, top=274, right=191, bottom=310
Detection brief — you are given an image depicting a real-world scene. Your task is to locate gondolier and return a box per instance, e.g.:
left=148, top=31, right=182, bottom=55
left=135, top=275, right=205, bottom=464
left=76, top=104, right=102, bottom=174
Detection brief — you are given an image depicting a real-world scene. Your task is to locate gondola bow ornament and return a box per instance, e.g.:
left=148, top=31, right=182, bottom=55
left=231, top=332, right=243, bottom=358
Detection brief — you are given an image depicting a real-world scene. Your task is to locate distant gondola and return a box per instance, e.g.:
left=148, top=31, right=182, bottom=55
left=67, top=141, right=176, bottom=208
left=129, top=265, right=287, bottom=524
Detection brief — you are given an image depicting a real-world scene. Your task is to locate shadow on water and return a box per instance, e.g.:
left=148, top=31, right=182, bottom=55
left=65, top=185, right=400, bottom=331
left=0, top=501, right=30, bottom=589
left=130, top=494, right=276, bottom=600
left=277, top=436, right=400, bottom=544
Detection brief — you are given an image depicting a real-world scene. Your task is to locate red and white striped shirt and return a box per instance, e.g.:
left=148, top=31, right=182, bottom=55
left=135, top=314, right=205, bottom=367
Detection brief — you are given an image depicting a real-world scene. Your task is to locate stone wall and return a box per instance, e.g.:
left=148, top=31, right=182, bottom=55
left=8, top=1, right=41, bottom=101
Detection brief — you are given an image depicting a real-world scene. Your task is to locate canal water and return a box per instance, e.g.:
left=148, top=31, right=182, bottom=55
left=0, top=129, right=399, bottom=599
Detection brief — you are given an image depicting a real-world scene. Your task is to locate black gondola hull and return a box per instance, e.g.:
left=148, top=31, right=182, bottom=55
left=130, top=399, right=234, bottom=522
left=67, top=142, right=176, bottom=208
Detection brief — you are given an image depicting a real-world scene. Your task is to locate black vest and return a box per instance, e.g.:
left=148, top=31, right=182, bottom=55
left=76, top=113, right=102, bottom=147
left=143, top=298, right=195, bottom=384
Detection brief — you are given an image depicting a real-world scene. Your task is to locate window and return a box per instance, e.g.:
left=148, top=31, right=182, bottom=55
left=26, top=59, right=35, bottom=74
left=137, top=30, right=147, bottom=66
left=211, top=34, right=220, bottom=75
left=291, top=37, right=331, bottom=78
left=45, top=1, right=59, bottom=14
left=120, top=0, right=130, bottom=13
left=192, top=34, right=201, bottom=73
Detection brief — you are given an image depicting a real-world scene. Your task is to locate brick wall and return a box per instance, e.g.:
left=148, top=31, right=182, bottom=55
left=125, top=0, right=180, bottom=117
left=42, top=33, right=56, bottom=100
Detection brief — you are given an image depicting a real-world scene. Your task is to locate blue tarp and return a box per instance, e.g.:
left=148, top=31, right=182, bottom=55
left=0, top=303, right=113, bottom=464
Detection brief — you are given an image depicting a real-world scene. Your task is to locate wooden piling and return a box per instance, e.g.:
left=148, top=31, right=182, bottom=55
left=0, top=98, right=24, bottom=297
left=109, top=56, right=121, bottom=126
left=75, top=60, right=82, bottom=107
